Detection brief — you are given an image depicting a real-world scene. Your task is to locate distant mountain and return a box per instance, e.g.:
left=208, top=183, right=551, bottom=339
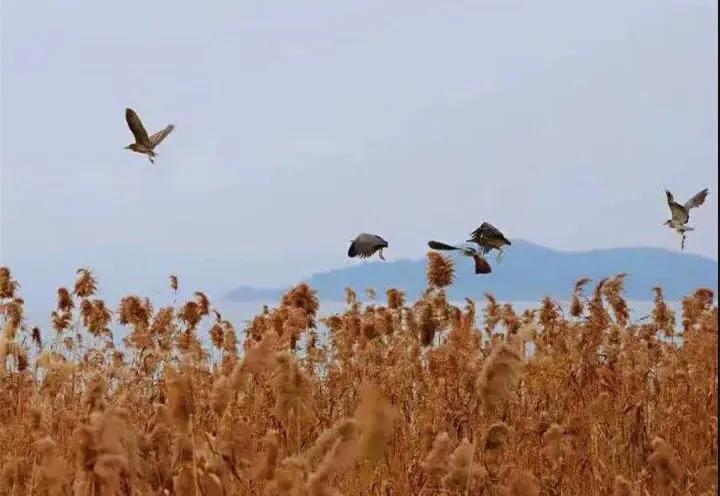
left=225, top=241, right=718, bottom=302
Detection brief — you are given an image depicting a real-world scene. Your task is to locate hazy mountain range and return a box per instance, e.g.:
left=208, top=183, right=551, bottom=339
left=226, top=240, right=718, bottom=302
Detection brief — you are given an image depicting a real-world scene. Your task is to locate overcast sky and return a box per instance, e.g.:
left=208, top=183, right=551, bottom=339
left=1, top=0, right=717, bottom=299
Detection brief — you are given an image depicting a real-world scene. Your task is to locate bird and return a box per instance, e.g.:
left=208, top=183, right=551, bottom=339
left=124, top=108, right=175, bottom=164
left=427, top=240, right=491, bottom=274
left=348, top=233, right=389, bottom=261
left=664, top=188, right=709, bottom=250
left=466, top=222, right=511, bottom=261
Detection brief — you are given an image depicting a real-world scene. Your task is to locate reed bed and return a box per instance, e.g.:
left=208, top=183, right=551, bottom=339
left=0, top=258, right=716, bottom=495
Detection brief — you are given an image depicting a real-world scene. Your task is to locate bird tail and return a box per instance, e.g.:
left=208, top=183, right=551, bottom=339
left=428, top=240, right=460, bottom=251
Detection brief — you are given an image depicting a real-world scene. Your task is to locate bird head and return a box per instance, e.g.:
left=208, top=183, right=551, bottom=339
left=663, top=220, right=672, bottom=226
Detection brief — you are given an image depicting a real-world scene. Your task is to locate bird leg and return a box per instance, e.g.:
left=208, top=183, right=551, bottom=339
left=680, top=232, right=686, bottom=251
left=495, top=248, right=504, bottom=263
left=379, top=249, right=385, bottom=261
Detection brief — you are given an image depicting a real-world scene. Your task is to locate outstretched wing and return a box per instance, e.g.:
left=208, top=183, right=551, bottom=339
left=480, top=222, right=503, bottom=238
left=428, top=240, right=461, bottom=251
left=468, top=222, right=510, bottom=250
left=149, top=124, right=175, bottom=147
left=125, top=108, right=150, bottom=146
left=473, top=254, right=492, bottom=274
left=467, top=224, right=486, bottom=244
left=348, top=235, right=385, bottom=259
left=684, top=188, right=709, bottom=211
left=482, top=222, right=511, bottom=245
left=348, top=242, right=381, bottom=258
left=666, top=190, right=688, bottom=223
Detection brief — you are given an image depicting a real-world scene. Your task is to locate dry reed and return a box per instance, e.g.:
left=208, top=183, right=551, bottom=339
left=0, top=263, right=716, bottom=495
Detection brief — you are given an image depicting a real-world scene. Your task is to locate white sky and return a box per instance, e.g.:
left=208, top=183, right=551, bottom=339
left=1, top=0, right=717, bottom=297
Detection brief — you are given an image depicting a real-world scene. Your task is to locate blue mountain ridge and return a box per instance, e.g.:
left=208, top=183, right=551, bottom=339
left=225, top=240, right=718, bottom=302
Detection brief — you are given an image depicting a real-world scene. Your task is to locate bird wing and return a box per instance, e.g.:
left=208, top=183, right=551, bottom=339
left=666, top=190, right=688, bottom=223
left=348, top=234, right=387, bottom=259
left=468, top=222, right=509, bottom=248
left=348, top=240, right=381, bottom=259
left=467, top=224, right=486, bottom=244
left=428, top=240, right=461, bottom=251
left=684, top=188, right=709, bottom=211
left=481, top=222, right=510, bottom=244
left=479, top=222, right=503, bottom=237
left=473, top=254, right=492, bottom=274
left=125, top=108, right=151, bottom=146
left=149, top=124, right=175, bottom=147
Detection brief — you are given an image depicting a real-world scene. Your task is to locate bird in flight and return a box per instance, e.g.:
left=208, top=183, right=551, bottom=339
left=664, top=188, right=709, bottom=250
left=124, top=108, right=175, bottom=164
left=467, top=222, right=511, bottom=261
left=427, top=240, right=491, bottom=274
left=348, top=233, right=389, bottom=261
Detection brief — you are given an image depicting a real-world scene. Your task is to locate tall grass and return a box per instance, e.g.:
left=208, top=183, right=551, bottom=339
left=0, top=259, right=716, bottom=495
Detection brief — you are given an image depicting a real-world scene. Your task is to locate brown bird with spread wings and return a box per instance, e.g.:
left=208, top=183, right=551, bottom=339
left=124, top=108, right=175, bottom=164
left=467, top=222, right=512, bottom=261
left=348, top=233, right=389, bottom=261
left=664, top=188, right=709, bottom=250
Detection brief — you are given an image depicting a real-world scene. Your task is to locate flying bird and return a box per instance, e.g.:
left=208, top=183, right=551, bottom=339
left=427, top=240, right=491, bottom=274
left=124, top=108, right=175, bottom=164
left=467, top=222, right=511, bottom=261
left=664, top=188, right=709, bottom=250
left=348, top=233, right=389, bottom=261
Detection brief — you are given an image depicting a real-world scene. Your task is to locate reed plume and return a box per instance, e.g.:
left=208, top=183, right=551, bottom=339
left=427, top=252, right=455, bottom=289
left=0, top=268, right=715, bottom=495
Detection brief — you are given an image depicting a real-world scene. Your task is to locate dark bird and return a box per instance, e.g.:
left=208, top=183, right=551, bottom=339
left=427, top=240, right=491, bottom=274
left=467, top=222, right=511, bottom=261
left=664, top=188, right=709, bottom=250
left=124, top=108, right=175, bottom=164
left=348, top=233, right=389, bottom=261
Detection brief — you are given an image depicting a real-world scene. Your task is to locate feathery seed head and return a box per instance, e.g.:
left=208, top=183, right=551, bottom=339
left=427, top=252, right=455, bottom=289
